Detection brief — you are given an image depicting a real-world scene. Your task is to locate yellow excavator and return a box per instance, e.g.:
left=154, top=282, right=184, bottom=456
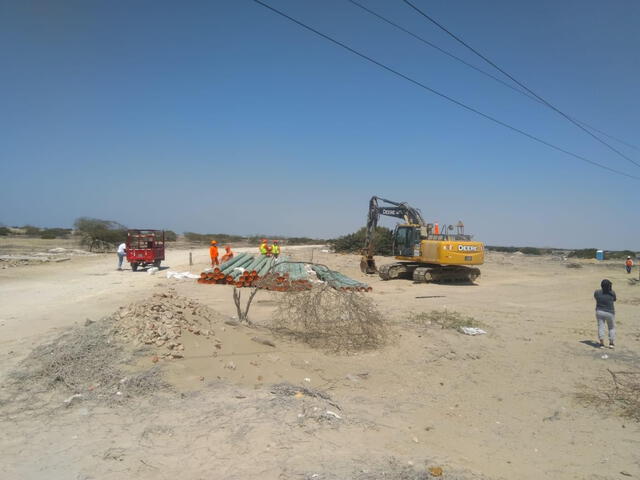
left=360, top=196, right=484, bottom=283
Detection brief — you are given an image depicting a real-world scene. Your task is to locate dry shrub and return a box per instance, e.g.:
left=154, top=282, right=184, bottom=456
left=566, top=262, right=583, bottom=269
left=576, top=369, right=640, bottom=422
left=409, top=310, right=481, bottom=331
left=2, top=319, right=167, bottom=415
left=9, top=319, right=121, bottom=393
left=273, top=286, right=387, bottom=353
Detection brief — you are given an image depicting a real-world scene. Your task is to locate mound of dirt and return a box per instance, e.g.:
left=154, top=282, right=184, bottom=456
left=111, top=290, right=220, bottom=357
left=1, top=291, right=228, bottom=415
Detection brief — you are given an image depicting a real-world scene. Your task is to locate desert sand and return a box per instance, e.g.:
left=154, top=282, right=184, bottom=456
left=0, top=241, right=638, bottom=479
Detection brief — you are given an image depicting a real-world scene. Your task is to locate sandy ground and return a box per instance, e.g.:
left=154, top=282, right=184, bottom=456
left=1, top=241, right=639, bottom=479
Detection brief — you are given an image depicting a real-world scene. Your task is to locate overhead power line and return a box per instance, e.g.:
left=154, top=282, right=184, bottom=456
left=346, top=0, right=535, bottom=101
left=249, top=0, right=640, bottom=181
left=347, top=0, right=639, bottom=152
left=401, top=0, right=640, bottom=168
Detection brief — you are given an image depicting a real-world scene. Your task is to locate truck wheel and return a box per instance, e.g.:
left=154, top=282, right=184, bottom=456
left=153, top=259, right=161, bottom=268
left=131, top=262, right=139, bottom=272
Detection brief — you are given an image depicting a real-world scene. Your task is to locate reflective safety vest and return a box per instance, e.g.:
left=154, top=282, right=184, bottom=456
left=259, top=243, right=268, bottom=255
left=272, top=244, right=280, bottom=255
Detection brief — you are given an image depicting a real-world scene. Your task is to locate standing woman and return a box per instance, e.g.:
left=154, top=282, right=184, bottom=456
left=594, top=279, right=616, bottom=348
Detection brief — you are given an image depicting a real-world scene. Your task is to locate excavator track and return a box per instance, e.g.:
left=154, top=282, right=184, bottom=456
left=378, top=262, right=417, bottom=280
left=412, top=265, right=480, bottom=284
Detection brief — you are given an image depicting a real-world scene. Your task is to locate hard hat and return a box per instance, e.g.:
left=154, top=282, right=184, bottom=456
left=225, top=245, right=231, bottom=250
left=211, top=240, right=217, bottom=245
left=261, top=238, right=267, bottom=242
left=628, top=256, right=631, bottom=259
left=274, top=240, right=279, bottom=244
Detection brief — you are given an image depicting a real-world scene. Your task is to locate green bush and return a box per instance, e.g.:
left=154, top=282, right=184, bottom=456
left=40, top=232, right=57, bottom=239
left=164, top=230, right=177, bottom=242
left=0, top=226, right=10, bottom=236
left=74, top=217, right=127, bottom=252
left=330, top=226, right=393, bottom=255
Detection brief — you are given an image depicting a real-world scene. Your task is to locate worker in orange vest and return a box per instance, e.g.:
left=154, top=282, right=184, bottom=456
left=221, top=245, right=234, bottom=263
left=209, top=240, right=219, bottom=266
left=259, top=238, right=268, bottom=256
left=625, top=256, right=633, bottom=274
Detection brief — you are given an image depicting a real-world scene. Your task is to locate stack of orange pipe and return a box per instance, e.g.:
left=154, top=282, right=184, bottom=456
left=197, top=267, right=226, bottom=284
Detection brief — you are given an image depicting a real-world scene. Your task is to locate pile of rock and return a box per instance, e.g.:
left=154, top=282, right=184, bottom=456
left=111, top=290, right=219, bottom=358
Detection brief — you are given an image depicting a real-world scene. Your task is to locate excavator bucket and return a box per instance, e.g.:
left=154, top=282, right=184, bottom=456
left=360, top=255, right=377, bottom=274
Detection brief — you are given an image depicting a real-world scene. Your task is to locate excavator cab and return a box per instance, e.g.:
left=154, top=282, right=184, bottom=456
left=393, top=225, right=421, bottom=257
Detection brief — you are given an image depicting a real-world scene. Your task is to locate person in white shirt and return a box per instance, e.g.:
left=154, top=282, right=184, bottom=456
left=117, top=242, right=127, bottom=270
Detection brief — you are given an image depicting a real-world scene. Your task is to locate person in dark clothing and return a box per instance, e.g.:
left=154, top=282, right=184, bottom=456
left=594, top=279, right=616, bottom=348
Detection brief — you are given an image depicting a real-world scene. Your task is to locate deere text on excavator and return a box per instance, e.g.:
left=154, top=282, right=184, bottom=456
left=360, top=196, right=484, bottom=283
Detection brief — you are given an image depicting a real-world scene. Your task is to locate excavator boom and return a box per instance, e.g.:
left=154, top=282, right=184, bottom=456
left=361, top=196, right=425, bottom=273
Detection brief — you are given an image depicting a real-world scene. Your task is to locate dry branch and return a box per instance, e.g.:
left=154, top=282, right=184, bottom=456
left=272, top=285, right=387, bottom=353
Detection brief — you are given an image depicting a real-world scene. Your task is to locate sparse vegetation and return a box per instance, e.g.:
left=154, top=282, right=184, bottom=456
left=3, top=319, right=167, bottom=415
left=273, top=285, right=387, bottom=352
left=606, top=250, right=637, bottom=260
left=278, top=236, right=326, bottom=245
left=576, top=369, right=640, bottom=422
left=0, top=225, right=71, bottom=238
left=409, top=309, right=482, bottom=330
left=22, top=225, right=41, bottom=236
left=487, top=245, right=546, bottom=255
left=39, top=228, right=72, bottom=239
left=184, top=231, right=325, bottom=246
left=568, top=248, right=598, bottom=259
left=164, top=230, right=177, bottom=241
left=568, top=248, right=636, bottom=260
left=184, top=231, right=246, bottom=244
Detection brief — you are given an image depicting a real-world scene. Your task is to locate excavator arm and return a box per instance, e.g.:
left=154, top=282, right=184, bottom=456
left=360, top=196, right=426, bottom=273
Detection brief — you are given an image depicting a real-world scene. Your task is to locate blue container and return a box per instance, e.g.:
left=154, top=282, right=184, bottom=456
left=596, top=250, right=604, bottom=261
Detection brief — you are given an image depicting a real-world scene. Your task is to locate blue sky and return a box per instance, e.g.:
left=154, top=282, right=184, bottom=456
left=1, top=0, right=638, bottom=249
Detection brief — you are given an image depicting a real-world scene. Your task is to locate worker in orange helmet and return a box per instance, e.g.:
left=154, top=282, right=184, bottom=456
left=221, top=245, right=234, bottom=263
left=259, top=238, right=268, bottom=256
left=272, top=240, right=281, bottom=258
left=209, top=240, right=219, bottom=266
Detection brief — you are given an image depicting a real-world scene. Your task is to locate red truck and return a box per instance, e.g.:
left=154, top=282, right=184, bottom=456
left=126, top=229, right=165, bottom=271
